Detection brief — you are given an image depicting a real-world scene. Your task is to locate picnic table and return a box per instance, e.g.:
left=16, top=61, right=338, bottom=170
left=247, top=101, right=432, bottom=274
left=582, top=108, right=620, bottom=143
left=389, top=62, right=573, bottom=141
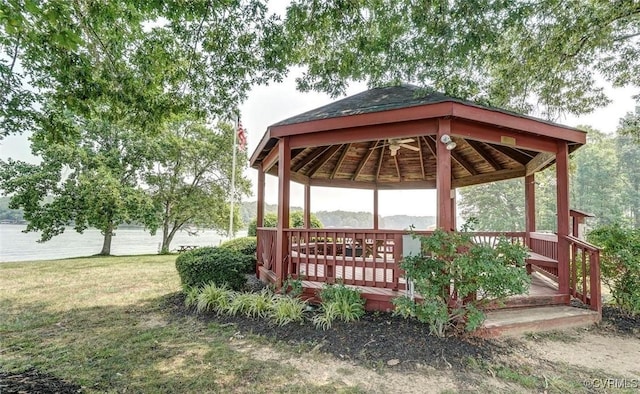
left=177, top=245, right=198, bottom=253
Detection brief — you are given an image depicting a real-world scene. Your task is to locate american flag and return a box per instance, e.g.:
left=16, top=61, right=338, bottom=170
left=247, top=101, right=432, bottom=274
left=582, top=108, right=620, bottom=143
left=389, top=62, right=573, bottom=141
left=237, top=120, right=247, bottom=151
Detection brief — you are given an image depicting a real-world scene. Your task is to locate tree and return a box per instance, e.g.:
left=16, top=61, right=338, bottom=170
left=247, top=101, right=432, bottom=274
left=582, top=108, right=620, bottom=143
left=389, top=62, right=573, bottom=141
left=571, top=129, right=625, bottom=226
left=459, top=168, right=560, bottom=232
left=247, top=211, right=323, bottom=236
left=459, top=179, right=525, bottom=231
left=146, top=120, right=250, bottom=253
left=619, top=105, right=640, bottom=144
left=0, top=0, right=288, bottom=141
left=285, top=0, right=639, bottom=117
left=0, top=108, right=157, bottom=255
left=617, top=108, right=640, bottom=227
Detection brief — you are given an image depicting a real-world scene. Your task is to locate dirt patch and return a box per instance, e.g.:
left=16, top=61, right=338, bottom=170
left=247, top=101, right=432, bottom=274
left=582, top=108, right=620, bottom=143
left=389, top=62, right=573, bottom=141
left=232, top=339, right=460, bottom=393
left=0, top=368, right=82, bottom=393
left=137, top=313, right=168, bottom=329
left=525, top=330, right=640, bottom=379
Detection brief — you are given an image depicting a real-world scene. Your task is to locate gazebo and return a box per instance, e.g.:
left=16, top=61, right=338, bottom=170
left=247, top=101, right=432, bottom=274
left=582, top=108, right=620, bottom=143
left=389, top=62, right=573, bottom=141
left=249, top=85, right=601, bottom=327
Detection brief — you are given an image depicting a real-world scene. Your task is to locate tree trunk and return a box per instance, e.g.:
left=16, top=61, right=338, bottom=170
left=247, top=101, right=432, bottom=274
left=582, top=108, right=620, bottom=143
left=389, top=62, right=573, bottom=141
left=100, top=223, right=113, bottom=255
left=161, top=218, right=171, bottom=254
left=161, top=220, right=180, bottom=253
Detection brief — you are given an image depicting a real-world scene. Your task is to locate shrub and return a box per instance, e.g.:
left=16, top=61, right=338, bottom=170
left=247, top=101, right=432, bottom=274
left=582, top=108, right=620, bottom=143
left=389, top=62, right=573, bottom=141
left=219, top=236, right=257, bottom=274
left=393, top=228, right=530, bottom=336
left=282, top=275, right=304, bottom=298
left=176, top=247, right=250, bottom=290
left=588, top=224, right=640, bottom=315
left=314, top=283, right=365, bottom=330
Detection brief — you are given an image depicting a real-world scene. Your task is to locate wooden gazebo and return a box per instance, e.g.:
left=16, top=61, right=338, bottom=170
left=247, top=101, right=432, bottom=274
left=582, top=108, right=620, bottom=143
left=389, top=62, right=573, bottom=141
left=249, top=85, right=601, bottom=325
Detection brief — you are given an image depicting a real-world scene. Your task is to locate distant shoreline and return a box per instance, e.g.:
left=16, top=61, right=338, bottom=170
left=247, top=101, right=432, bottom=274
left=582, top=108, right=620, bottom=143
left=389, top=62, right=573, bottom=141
left=0, top=224, right=244, bottom=263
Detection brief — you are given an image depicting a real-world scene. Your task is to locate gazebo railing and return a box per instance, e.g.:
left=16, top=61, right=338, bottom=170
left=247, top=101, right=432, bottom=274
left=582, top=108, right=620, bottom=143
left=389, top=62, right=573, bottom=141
left=284, top=229, right=412, bottom=290
left=564, top=235, right=602, bottom=312
left=256, top=228, right=277, bottom=272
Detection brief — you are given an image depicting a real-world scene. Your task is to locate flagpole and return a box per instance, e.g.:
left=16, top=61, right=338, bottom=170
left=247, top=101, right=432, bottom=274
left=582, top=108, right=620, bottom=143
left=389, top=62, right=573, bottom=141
left=228, top=115, right=238, bottom=240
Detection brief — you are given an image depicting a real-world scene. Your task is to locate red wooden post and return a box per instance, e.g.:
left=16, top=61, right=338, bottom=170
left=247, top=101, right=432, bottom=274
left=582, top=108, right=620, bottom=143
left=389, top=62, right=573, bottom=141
left=276, top=137, right=291, bottom=288
left=373, top=187, right=379, bottom=230
left=525, top=173, right=536, bottom=275
left=304, top=182, right=311, bottom=229
left=525, top=173, right=536, bottom=236
left=257, top=168, right=265, bottom=228
left=590, top=251, right=602, bottom=313
left=256, top=168, right=265, bottom=277
left=556, top=142, right=570, bottom=296
left=436, top=119, right=453, bottom=230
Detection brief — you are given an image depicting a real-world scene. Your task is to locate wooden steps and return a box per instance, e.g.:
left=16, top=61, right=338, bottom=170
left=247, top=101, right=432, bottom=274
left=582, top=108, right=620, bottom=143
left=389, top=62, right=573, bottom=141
left=477, top=305, right=601, bottom=337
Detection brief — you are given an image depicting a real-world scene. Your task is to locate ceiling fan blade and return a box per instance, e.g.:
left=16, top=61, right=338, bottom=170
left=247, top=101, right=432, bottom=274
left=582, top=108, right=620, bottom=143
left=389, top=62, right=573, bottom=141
left=397, top=138, right=415, bottom=144
left=400, top=143, right=420, bottom=151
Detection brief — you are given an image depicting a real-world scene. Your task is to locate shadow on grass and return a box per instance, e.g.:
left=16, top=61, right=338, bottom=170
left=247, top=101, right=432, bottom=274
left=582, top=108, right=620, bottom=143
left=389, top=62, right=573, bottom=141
left=0, top=293, right=320, bottom=393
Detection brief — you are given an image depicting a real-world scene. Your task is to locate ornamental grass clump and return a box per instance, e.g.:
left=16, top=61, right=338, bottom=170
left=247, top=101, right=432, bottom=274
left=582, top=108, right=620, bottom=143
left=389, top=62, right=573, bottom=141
left=248, top=289, right=277, bottom=318
left=269, top=296, right=306, bottom=326
left=196, top=282, right=234, bottom=314
left=313, top=283, right=365, bottom=330
left=184, top=286, right=201, bottom=309
left=227, top=292, right=255, bottom=316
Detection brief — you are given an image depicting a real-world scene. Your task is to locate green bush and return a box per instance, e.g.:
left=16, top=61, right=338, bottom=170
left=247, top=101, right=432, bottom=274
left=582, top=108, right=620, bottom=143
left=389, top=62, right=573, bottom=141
left=219, top=236, right=257, bottom=274
left=175, top=247, right=249, bottom=290
left=393, top=229, right=530, bottom=336
left=247, top=212, right=323, bottom=236
left=588, top=224, right=640, bottom=315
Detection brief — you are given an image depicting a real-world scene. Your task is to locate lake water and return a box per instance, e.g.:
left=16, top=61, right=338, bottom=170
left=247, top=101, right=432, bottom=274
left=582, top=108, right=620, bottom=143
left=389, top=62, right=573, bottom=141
left=0, top=224, right=244, bottom=262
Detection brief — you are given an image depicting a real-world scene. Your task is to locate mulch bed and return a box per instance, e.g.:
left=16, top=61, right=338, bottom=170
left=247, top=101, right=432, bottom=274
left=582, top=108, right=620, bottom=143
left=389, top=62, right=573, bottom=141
left=0, top=368, right=82, bottom=394
left=601, top=305, right=640, bottom=334
left=165, top=292, right=502, bottom=371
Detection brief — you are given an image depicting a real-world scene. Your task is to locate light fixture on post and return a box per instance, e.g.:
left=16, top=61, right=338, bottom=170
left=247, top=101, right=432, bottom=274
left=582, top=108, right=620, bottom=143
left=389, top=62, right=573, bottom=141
left=440, top=134, right=457, bottom=150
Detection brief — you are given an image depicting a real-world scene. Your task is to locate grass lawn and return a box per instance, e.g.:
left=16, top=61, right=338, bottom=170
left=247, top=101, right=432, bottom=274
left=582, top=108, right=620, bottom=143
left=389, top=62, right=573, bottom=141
left=0, top=255, right=357, bottom=393
left=3, top=255, right=639, bottom=393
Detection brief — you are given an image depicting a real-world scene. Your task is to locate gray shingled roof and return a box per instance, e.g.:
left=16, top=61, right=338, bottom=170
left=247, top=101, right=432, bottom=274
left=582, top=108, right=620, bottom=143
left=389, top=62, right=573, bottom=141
left=270, top=84, right=583, bottom=133
left=272, top=84, right=447, bottom=126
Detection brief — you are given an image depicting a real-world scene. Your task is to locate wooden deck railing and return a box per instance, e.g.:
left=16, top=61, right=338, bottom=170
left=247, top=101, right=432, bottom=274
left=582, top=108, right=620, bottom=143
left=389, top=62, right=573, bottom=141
left=256, top=228, right=277, bottom=272
left=564, top=234, right=602, bottom=312
left=283, top=229, right=433, bottom=291
left=470, top=232, right=526, bottom=247
left=529, top=232, right=558, bottom=260
left=528, top=232, right=559, bottom=277
left=255, top=228, right=600, bottom=312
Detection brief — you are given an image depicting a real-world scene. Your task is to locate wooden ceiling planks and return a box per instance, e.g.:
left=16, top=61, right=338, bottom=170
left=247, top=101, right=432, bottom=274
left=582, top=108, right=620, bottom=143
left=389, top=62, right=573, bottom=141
left=330, top=143, right=351, bottom=179
left=282, top=128, right=551, bottom=188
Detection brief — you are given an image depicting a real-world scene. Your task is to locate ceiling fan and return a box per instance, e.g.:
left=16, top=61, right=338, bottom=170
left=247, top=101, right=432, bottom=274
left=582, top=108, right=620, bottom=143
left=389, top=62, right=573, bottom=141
left=373, top=138, right=420, bottom=156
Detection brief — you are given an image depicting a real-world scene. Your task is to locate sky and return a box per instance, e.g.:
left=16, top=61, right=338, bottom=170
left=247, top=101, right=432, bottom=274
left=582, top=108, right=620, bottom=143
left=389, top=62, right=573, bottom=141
left=0, top=0, right=638, bottom=217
